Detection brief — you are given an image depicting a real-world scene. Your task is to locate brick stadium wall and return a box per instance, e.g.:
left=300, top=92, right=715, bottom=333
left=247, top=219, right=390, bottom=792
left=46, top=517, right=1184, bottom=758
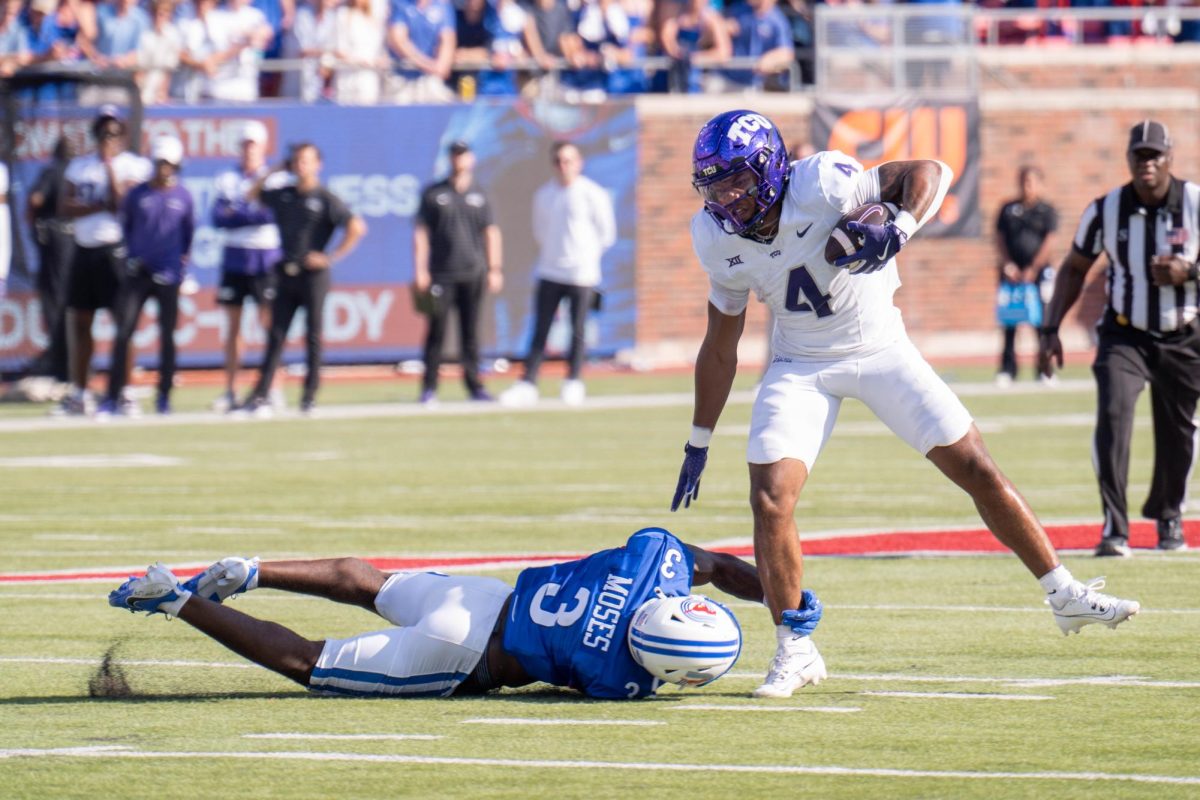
left=632, top=62, right=1200, bottom=367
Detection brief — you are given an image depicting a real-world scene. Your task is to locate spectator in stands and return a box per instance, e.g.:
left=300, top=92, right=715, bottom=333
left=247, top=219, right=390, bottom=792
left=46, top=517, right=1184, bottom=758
left=334, top=0, right=387, bottom=104
left=0, top=0, right=33, bottom=75
left=387, top=0, right=456, bottom=103
left=721, top=0, right=794, bottom=92
left=101, top=135, right=194, bottom=417
left=251, top=0, right=294, bottom=96
left=27, top=0, right=84, bottom=67
left=25, top=136, right=76, bottom=385
left=609, top=0, right=650, bottom=94
left=500, top=142, right=615, bottom=408
left=560, top=0, right=634, bottom=103
left=214, top=0, right=274, bottom=101
left=454, top=0, right=526, bottom=96
left=779, top=0, right=813, bottom=84
left=660, top=0, right=731, bottom=93
left=211, top=120, right=282, bottom=414
left=178, top=0, right=272, bottom=103
left=282, top=0, right=337, bottom=102
left=522, top=0, right=574, bottom=98
left=136, top=0, right=182, bottom=104
left=82, top=0, right=151, bottom=69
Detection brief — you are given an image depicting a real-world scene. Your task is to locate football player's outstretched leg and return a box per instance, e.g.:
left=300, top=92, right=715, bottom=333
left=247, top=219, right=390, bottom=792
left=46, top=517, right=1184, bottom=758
left=108, top=530, right=771, bottom=699
left=671, top=110, right=1140, bottom=697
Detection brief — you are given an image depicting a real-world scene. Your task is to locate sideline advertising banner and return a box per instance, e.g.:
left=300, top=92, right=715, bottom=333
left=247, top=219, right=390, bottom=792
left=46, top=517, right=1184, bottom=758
left=1, top=101, right=638, bottom=371
left=810, top=100, right=981, bottom=237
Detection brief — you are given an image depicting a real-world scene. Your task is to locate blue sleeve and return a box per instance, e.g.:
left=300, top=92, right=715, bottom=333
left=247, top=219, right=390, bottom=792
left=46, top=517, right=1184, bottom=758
left=768, top=10, right=793, bottom=51
left=182, top=194, right=195, bottom=253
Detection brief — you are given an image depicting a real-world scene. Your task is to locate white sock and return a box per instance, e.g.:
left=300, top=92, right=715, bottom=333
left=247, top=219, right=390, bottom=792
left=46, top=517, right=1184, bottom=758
left=160, top=589, right=192, bottom=618
left=776, top=625, right=814, bottom=650
left=1038, top=565, right=1074, bottom=596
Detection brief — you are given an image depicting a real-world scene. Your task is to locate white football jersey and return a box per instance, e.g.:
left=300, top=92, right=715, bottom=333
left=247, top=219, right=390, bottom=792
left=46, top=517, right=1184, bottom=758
left=65, top=152, right=153, bottom=247
left=691, top=150, right=905, bottom=359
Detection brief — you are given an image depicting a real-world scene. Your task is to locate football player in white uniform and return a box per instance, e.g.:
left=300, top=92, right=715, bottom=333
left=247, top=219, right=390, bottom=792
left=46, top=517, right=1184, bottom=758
left=672, top=109, right=1142, bottom=698
left=57, top=106, right=152, bottom=416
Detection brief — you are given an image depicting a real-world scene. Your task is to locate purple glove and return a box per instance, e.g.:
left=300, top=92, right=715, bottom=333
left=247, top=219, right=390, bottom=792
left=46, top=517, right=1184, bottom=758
left=670, top=443, right=708, bottom=511
left=780, top=589, right=823, bottom=637
left=834, top=220, right=909, bottom=274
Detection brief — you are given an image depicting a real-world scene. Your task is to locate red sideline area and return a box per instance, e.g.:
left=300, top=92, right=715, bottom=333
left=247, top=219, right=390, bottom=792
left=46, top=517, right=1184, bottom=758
left=1, top=521, right=1193, bottom=584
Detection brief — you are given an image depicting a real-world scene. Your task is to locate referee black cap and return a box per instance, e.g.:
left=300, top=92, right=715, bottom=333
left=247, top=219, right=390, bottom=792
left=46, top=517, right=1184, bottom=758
left=1129, top=119, right=1171, bottom=154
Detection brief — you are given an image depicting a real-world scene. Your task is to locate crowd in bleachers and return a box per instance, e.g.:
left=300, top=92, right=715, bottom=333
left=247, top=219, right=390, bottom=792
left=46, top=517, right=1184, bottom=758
left=0, top=0, right=1195, bottom=104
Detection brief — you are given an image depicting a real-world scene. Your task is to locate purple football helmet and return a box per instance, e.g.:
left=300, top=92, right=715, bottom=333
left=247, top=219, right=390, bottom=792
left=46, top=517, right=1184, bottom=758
left=692, top=109, right=789, bottom=239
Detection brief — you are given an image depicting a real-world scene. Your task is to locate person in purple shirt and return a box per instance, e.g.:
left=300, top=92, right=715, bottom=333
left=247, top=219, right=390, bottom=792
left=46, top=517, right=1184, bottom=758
left=100, top=136, right=195, bottom=416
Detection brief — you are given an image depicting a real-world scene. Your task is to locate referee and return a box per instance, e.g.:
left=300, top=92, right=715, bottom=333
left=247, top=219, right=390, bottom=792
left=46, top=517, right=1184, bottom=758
left=240, top=142, right=367, bottom=416
left=1039, top=119, right=1196, bottom=556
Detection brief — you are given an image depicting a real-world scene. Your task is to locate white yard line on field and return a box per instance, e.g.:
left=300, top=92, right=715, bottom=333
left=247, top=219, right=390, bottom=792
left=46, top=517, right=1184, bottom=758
left=461, top=719, right=664, bottom=727
left=858, top=691, right=1053, bottom=701
left=1, top=745, right=1197, bottom=786
left=243, top=733, right=442, bottom=741
left=665, top=705, right=861, bottom=713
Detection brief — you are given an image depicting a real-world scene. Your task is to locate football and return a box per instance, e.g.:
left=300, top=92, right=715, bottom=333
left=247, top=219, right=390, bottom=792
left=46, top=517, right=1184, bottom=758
left=824, top=202, right=900, bottom=270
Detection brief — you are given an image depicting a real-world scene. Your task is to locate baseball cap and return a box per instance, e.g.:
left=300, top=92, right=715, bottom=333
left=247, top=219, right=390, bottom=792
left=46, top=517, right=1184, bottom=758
left=150, top=135, right=184, bottom=166
left=240, top=120, right=268, bottom=145
left=448, top=140, right=471, bottom=156
left=1129, top=119, right=1171, bottom=154
left=95, top=104, right=124, bottom=124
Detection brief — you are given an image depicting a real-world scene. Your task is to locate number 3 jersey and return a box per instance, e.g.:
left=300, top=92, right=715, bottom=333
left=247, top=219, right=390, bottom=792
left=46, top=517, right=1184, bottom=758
left=690, top=150, right=905, bottom=360
left=503, top=528, right=694, bottom=699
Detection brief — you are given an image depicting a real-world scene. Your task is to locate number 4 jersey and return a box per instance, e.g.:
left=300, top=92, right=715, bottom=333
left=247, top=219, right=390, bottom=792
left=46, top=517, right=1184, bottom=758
left=691, top=150, right=905, bottom=360
left=503, top=528, right=694, bottom=699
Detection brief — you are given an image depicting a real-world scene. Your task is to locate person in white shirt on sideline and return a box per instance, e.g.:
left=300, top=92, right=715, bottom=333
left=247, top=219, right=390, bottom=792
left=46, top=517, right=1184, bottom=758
left=500, top=142, right=615, bottom=407
left=55, top=106, right=152, bottom=417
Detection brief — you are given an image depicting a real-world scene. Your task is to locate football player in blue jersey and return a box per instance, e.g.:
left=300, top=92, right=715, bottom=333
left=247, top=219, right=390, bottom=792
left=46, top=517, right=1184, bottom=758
left=672, top=109, right=1141, bottom=698
left=108, top=528, right=809, bottom=699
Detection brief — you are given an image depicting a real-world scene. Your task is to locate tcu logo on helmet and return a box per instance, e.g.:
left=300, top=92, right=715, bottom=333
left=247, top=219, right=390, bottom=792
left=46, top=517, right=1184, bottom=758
left=726, top=113, right=773, bottom=147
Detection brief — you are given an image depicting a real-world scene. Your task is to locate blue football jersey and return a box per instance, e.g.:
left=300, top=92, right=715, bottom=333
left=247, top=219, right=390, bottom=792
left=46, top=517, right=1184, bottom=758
left=503, top=528, right=694, bottom=699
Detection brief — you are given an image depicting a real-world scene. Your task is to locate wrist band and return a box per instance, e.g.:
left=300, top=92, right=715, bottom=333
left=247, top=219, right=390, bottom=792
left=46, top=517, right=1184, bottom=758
left=688, top=426, right=713, bottom=448
left=893, top=209, right=919, bottom=239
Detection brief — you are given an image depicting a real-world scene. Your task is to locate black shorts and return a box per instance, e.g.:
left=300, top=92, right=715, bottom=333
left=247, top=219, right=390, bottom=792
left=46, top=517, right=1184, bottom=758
left=216, top=271, right=276, bottom=307
left=67, top=243, right=126, bottom=311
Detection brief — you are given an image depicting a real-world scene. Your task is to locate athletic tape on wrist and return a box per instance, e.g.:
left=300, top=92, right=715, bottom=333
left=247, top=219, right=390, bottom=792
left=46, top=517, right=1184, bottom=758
left=689, top=426, right=713, bottom=448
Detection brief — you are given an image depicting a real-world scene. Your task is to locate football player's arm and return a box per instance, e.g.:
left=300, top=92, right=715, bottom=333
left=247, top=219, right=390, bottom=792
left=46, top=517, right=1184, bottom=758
left=686, top=544, right=762, bottom=603
left=875, top=160, right=952, bottom=239
left=694, top=301, right=744, bottom=432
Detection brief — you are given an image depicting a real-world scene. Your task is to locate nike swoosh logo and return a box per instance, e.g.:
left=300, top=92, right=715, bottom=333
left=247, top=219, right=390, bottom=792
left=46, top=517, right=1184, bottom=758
left=796, top=223, right=813, bottom=239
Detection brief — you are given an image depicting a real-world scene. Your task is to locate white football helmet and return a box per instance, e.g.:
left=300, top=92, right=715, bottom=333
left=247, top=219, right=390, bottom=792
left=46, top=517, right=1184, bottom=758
left=628, top=593, right=742, bottom=687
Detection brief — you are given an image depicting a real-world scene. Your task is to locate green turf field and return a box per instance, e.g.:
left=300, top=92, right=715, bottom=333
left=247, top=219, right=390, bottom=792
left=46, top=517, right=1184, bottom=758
left=1, top=369, right=1197, bottom=799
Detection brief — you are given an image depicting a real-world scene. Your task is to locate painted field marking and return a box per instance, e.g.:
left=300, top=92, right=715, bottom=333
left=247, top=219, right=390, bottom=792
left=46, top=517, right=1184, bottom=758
left=2, top=746, right=1198, bottom=786
left=3, top=656, right=1199, bottom=689
left=461, top=719, right=664, bottom=727
left=665, top=705, right=861, bottom=714
left=859, top=691, right=1054, bottom=701
left=0, top=454, right=183, bottom=468
left=243, top=734, right=442, bottom=741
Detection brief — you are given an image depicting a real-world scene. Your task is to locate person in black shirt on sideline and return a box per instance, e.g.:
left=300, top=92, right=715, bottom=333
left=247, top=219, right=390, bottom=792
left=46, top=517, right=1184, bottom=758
left=25, top=136, right=76, bottom=383
left=994, top=165, right=1058, bottom=386
left=412, top=140, right=503, bottom=406
left=1040, top=120, right=1197, bottom=556
left=239, top=143, right=367, bottom=416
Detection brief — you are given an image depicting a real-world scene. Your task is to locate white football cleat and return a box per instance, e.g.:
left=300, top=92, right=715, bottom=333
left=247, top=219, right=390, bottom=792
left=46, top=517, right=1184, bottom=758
left=499, top=380, right=538, bottom=408
left=560, top=379, right=586, bottom=407
left=181, top=556, right=260, bottom=603
left=752, top=635, right=827, bottom=698
left=1047, top=577, right=1140, bottom=635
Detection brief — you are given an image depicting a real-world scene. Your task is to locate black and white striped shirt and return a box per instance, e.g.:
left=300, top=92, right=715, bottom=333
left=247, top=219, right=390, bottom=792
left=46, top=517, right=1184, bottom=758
left=1073, top=177, right=1200, bottom=333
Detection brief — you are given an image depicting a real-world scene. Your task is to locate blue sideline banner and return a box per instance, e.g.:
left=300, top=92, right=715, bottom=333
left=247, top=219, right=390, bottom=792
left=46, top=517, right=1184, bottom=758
left=0, top=100, right=638, bottom=370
